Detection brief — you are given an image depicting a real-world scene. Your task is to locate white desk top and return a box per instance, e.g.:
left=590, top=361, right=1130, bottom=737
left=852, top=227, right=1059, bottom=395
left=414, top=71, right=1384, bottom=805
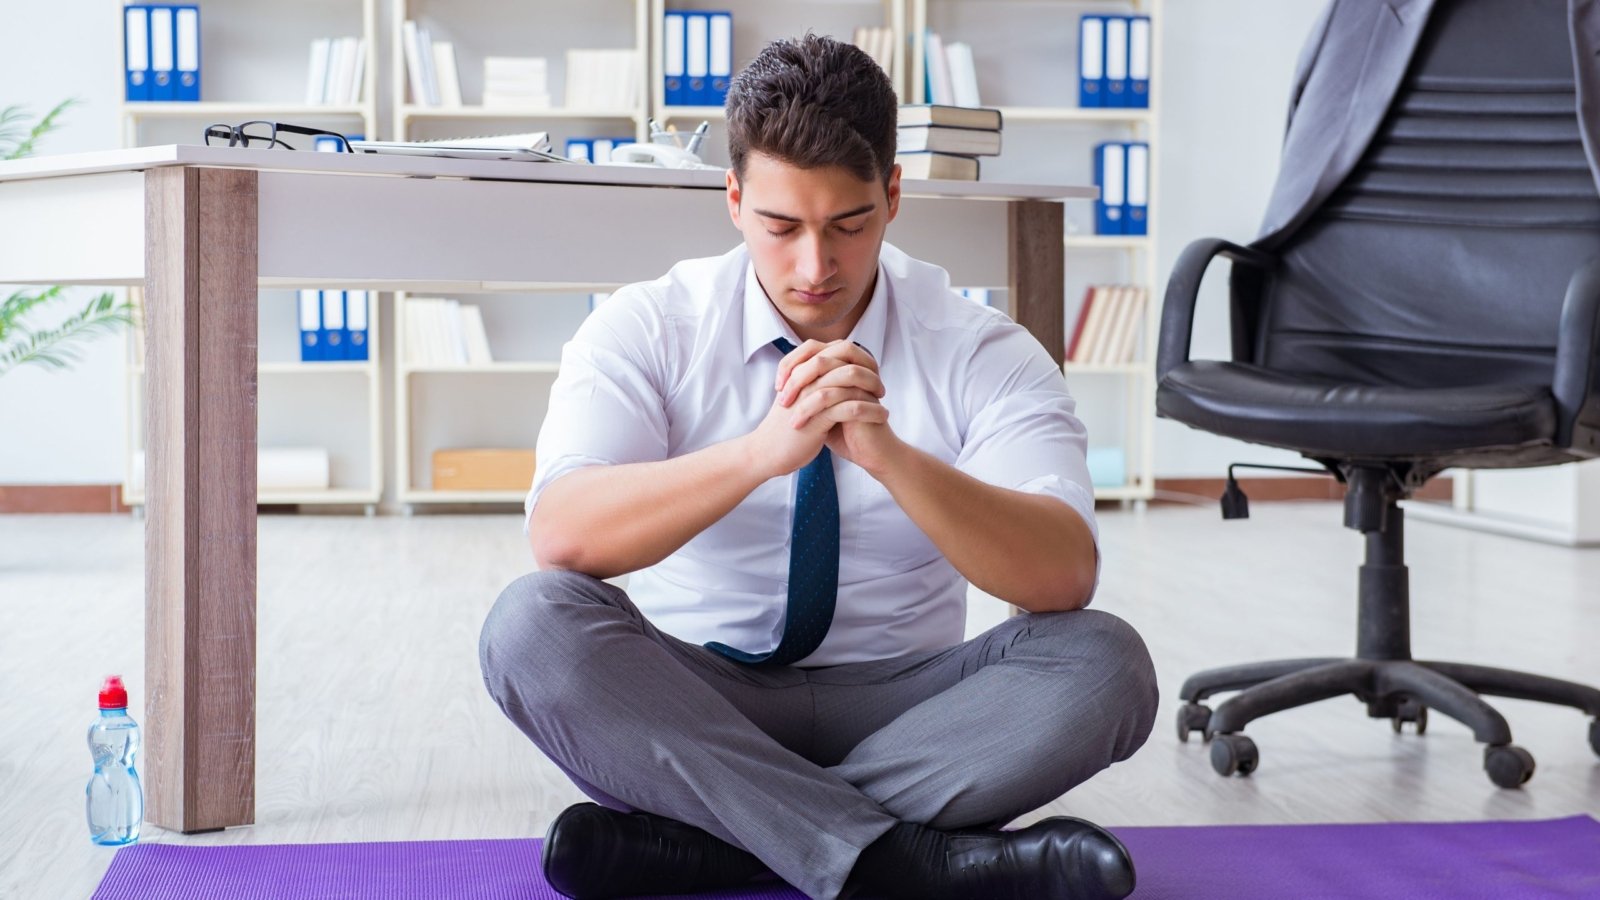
left=0, top=144, right=1096, bottom=202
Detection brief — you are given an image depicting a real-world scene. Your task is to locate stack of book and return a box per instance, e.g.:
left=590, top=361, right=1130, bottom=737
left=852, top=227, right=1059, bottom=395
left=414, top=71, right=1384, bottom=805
left=483, top=57, right=551, bottom=109
left=895, top=104, right=1002, bottom=181
left=305, top=37, right=368, bottom=105
left=405, top=298, right=494, bottom=367
left=1066, top=284, right=1148, bottom=366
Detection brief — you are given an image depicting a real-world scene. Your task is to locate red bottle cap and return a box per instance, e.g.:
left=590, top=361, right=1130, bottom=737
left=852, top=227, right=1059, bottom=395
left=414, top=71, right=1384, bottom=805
left=98, top=675, right=129, bottom=710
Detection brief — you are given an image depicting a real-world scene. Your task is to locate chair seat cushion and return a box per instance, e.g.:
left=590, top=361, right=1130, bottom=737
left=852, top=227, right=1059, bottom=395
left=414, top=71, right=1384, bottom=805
left=1156, top=361, right=1558, bottom=460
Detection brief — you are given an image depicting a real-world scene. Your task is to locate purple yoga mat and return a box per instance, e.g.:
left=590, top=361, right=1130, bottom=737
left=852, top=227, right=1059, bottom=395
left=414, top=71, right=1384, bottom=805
left=93, top=816, right=1600, bottom=900
left=1115, top=815, right=1600, bottom=899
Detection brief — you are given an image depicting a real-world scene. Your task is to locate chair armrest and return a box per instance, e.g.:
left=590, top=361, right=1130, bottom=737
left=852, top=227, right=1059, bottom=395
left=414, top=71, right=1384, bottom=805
left=1157, top=238, right=1278, bottom=381
left=1553, top=255, right=1600, bottom=453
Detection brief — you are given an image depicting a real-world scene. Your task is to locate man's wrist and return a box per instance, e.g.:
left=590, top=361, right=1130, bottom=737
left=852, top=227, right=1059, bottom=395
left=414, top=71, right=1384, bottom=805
left=730, top=432, right=775, bottom=482
left=859, top=429, right=913, bottom=481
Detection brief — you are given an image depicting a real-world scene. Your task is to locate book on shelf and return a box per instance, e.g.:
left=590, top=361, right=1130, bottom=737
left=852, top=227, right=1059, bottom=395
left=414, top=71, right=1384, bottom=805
left=433, top=42, right=463, bottom=107
left=944, top=42, right=980, bottom=108
left=1067, top=284, right=1147, bottom=365
left=852, top=25, right=895, bottom=78
left=405, top=297, right=495, bottom=367
left=897, top=125, right=1001, bottom=156
left=312, top=36, right=367, bottom=106
left=566, top=49, right=642, bottom=110
left=922, top=32, right=982, bottom=108
left=898, top=104, right=1002, bottom=131
left=399, top=22, right=466, bottom=108
left=402, top=20, right=435, bottom=106
left=895, top=151, right=979, bottom=181
left=924, top=32, right=955, bottom=107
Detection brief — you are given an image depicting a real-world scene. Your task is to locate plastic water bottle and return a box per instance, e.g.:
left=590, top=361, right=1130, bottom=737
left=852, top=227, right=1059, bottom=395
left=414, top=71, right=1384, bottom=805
left=86, top=675, right=143, bottom=846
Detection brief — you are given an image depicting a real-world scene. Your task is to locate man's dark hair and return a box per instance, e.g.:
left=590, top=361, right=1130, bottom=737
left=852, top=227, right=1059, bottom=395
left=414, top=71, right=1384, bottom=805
left=726, top=34, right=898, bottom=186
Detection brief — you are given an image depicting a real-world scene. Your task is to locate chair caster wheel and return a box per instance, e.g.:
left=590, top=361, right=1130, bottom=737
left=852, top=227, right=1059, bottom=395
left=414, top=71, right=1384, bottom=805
left=1484, top=744, right=1535, bottom=788
left=1391, top=701, right=1427, bottom=735
left=1177, top=703, right=1212, bottom=743
left=1210, top=733, right=1258, bottom=777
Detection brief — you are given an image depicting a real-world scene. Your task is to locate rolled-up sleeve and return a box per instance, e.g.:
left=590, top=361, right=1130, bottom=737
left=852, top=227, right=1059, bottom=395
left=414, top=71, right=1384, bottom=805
left=952, top=317, right=1102, bottom=602
left=525, top=287, right=672, bottom=533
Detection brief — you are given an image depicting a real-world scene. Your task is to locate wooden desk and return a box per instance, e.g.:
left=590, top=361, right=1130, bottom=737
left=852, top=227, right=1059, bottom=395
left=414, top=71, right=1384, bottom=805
left=0, top=145, right=1089, bottom=833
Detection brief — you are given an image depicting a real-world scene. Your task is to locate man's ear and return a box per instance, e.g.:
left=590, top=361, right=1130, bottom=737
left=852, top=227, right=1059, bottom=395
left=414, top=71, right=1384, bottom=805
left=725, top=168, right=742, bottom=228
left=885, top=165, right=902, bottom=224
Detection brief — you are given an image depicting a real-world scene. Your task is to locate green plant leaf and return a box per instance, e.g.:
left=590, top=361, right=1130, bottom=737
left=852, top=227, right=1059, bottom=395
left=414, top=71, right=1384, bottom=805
left=1, top=98, right=76, bottom=161
left=0, top=291, right=133, bottom=377
left=0, top=286, right=65, bottom=342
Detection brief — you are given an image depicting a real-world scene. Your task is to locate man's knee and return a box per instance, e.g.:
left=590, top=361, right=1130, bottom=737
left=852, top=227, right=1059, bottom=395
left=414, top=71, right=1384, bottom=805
left=478, top=570, right=612, bottom=699
left=1028, top=609, right=1160, bottom=751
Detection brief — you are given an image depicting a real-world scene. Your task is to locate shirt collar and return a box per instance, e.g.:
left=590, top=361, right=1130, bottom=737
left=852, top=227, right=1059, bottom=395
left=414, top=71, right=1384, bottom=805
left=740, top=256, right=890, bottom=363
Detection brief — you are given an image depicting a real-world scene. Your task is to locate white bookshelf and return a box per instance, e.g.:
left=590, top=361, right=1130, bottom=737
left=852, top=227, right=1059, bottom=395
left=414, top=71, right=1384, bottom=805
left=113, top=0, right=1162, bottom=512
left=122, top=293, right=386, bottom=514
left=118, top=0, right=385, bottom=512
left=391, top=0, right=651, bottom=147
left=916, top=0, right=1163, bottom=504
left=392, top=292, right=593, bottom=512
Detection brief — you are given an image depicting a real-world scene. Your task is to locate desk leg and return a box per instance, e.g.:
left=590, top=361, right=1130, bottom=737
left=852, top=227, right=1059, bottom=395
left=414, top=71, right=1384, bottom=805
left=143, top=166, right=259, bottom=833
left=1007, top=200, right=1066, bottom=620
left=1007, top=200, right=1065, bottom=367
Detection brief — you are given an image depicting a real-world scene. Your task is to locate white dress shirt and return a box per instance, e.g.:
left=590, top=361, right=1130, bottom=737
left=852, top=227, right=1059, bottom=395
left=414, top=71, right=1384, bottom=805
left=526, top=241, right=1099, bottom=667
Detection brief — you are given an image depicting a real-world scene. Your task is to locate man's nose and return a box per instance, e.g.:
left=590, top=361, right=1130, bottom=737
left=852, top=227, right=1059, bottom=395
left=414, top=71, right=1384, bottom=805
left=796, top=233, right=835, bottom=285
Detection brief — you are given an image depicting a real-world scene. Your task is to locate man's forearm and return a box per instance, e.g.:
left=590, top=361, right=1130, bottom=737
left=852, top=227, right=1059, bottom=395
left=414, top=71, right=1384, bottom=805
left=869, top=441, right=1097, bottom=613
left=530, top=438, right=767, bottom=578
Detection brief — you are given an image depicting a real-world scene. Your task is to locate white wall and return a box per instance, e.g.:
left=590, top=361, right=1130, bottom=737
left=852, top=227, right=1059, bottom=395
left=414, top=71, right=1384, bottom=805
left=0, top=0, right=1329, bottom=485
left=0, top=0, right=126, bottom=483
left=1153, top=0, right=1326, bottom=477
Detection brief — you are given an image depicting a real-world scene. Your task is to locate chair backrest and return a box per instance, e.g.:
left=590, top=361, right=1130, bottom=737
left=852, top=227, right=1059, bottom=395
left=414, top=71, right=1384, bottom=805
left=1257, top=0, right=1600, bottom=389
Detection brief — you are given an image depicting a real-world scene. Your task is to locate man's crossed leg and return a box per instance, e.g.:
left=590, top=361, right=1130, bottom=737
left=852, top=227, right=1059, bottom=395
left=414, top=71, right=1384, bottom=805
left=479, top=570, right=1158, bottom=900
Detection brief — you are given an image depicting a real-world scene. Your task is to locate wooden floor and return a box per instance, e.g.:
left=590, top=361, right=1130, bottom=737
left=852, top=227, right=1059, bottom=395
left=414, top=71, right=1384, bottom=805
left=3, top=502, right=1598, bottom=898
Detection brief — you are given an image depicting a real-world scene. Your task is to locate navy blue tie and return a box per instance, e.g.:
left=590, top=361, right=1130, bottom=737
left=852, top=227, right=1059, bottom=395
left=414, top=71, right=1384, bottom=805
left=705, top=337, right=840, bottom=666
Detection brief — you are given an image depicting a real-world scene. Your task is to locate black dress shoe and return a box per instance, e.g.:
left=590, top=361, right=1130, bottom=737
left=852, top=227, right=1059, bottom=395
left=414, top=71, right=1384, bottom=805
left=942, top=817, right=1135, bottom=900
left=847, top=816, right=1135, bottom=900
left=541, top=802, right=770, bottom=899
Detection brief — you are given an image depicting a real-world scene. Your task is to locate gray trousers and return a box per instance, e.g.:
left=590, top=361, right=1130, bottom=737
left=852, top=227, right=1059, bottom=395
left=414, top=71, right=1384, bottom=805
left=478, top=570, right=1158, bottom=900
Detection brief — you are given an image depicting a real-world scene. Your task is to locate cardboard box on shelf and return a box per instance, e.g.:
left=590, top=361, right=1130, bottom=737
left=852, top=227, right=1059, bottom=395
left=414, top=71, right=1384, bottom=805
left=432, top=448, right=536, bottom=491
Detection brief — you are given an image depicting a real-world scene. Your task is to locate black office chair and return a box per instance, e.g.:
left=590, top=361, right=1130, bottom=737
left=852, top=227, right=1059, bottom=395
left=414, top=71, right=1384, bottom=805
left=1157, top=0, right=1600, bottom=787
